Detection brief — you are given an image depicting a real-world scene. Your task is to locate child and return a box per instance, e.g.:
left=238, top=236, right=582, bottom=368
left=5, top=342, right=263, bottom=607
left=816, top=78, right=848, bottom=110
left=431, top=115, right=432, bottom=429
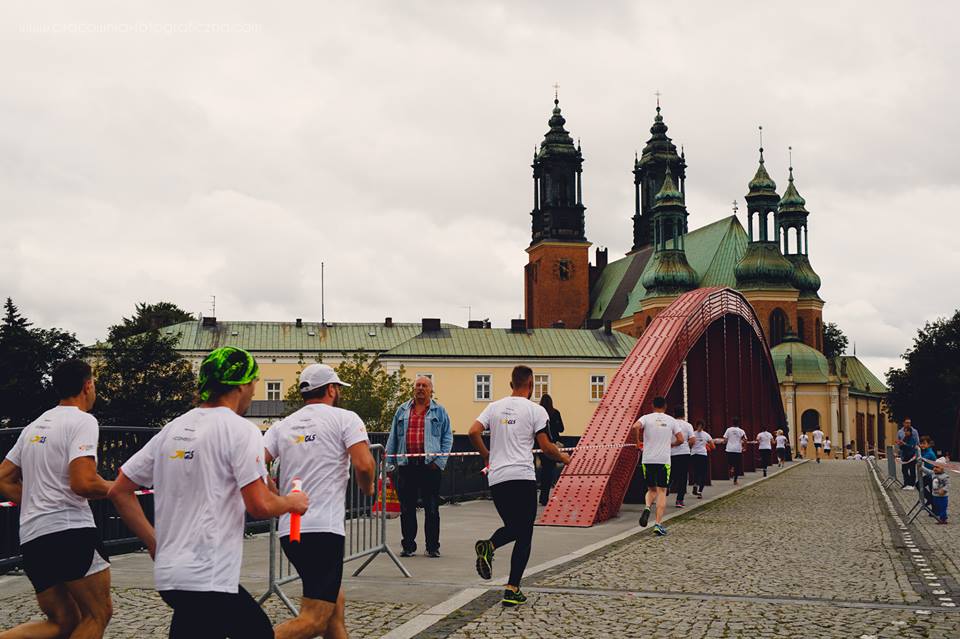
left=930, top=457, right=949, bottom=524
left=823, top=437, right=832, bottom=459
left=920, top=437, right=938, bottom=510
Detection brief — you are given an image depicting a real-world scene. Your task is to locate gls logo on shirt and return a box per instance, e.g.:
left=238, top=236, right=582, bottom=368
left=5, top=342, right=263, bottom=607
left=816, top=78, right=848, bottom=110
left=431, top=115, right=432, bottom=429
left=30, top=435, right=47, bottom=444
left=169, top=450, right=195, bottom=460
left=499, top=418, right=518, bottom=426
left=293, top=433, right=317, bottom=445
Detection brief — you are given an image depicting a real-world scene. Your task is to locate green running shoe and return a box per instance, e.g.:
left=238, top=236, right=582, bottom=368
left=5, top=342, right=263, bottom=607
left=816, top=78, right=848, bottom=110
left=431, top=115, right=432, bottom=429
left=654, top=523, right=667, bottom=536
left=502, top=588, right=527, bottom=607
left=474, top=539, right=494, bottom=580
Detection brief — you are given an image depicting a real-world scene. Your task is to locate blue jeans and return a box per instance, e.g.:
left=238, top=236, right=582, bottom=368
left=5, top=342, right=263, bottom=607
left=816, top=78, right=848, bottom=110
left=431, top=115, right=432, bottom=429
left=933, top=495, right=948, bottom=522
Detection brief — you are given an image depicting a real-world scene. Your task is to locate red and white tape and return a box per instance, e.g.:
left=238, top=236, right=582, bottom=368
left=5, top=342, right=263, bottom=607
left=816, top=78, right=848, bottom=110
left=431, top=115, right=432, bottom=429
left=0, top=488, right=154, bottom=508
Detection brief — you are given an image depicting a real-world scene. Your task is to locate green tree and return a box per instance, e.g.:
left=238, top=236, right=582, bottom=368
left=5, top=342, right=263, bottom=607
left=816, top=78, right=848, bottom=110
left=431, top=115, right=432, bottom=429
left=109, top=302, right=194, bottom=341
left=0, top=298, right=82, bottom=427
left=822, top=322, right=849, bottom=359
left=885, top=310, right=960, bottom=458
left=92, top=323, right=196, bottom=427
left=283, top=352, right=413, bottom=432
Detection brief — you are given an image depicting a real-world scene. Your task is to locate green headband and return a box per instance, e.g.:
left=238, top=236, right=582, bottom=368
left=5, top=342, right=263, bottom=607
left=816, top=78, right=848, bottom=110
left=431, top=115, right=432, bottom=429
left=198, top=347, right=259, bottom=401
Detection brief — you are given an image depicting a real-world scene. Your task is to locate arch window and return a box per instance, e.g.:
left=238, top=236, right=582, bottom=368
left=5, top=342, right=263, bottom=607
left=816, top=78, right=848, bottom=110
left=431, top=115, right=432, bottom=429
left=815, top=318, right=822, bottom=351
left=769, top=308, right=788, bottom=347
left=797, top=317, right=805, bottom=343
left=801, top=409, right=821, bottom=432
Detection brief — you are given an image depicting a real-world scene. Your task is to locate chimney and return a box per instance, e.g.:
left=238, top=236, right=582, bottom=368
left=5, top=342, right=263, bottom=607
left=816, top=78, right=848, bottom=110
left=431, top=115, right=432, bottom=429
left=468, top=320, right=484, bottom=329
left=510, top=319, right=527, bottom=333
left=295, top=318, right=303, bottom=328
left=596, top=247, right=608, bottom=271
left=201, top=316, right=217, bottom=327
left=604, top=320, right=613, bottom=335
left=551, top=320, right=566, bottom=329
left=384, top=317, right=393, bottom=328
left=421, top=318, right=442, bottom=333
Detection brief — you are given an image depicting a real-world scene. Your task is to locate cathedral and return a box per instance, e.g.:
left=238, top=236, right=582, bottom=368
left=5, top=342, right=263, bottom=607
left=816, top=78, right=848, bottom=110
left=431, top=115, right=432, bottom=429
left=522, top=97, right=891, bottom=455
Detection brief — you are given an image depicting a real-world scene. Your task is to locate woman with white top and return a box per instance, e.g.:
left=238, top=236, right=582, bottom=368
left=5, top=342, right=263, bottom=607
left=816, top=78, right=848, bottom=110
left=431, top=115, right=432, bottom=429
left=690, top=420, right=714, bottom=499
left=775, top=430, right=788, bottom=468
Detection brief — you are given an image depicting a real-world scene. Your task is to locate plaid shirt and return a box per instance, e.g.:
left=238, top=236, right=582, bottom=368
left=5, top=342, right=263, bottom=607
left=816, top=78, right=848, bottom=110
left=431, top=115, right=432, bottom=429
left=406, top=405, right=426, bottom=457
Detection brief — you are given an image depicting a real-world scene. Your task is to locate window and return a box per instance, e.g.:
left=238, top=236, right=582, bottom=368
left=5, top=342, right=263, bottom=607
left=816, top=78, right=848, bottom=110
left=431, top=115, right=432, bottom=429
left=266, top=381, right=282, bottom=401
left=415, top=372, right=433, bottom=381
left=558, top=259, right=571, bottom=281
left=533, top=374, right=550, bottom=401
left=801, top=409, right=820, bottom=432
left=475, top=374, right=492, bottom=401
left=769, top=308, right=788, bottom=347
left=590, top=375, right=606, bottom=401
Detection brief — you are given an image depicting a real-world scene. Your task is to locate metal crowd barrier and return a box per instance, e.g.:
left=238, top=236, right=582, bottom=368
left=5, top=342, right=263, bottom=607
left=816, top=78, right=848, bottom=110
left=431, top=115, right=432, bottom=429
left=258, top=443, right=409, bottom=616
left=881, top=445, right=901, bottom=488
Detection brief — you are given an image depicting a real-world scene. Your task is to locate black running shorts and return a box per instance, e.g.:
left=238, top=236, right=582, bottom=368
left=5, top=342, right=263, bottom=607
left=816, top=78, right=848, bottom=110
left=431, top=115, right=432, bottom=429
left=21, top=527, right=109, bottom=594
left=160, top=585, right=272, bottom=639
left=281, top=532, right=345, bottom=603
left=642, top=463, right=671, bottom=488
left=814, top=443, right=822, bottom=449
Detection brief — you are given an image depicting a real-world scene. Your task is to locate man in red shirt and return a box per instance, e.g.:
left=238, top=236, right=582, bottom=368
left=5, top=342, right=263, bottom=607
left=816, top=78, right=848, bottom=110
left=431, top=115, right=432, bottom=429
left=386, top=377, right=453, bottom=557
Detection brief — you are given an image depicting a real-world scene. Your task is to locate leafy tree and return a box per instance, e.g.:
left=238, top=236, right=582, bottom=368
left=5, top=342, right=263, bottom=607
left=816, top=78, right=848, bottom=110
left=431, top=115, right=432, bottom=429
left=885, top=310, right=960, bottom=458
left=823, top=322, right=849, bottom=358
left=92, top=323, right=196, bottom=427
left=283, top=352, right=414, bottom=432
left=0, top=298, right=82, bottom=427
left=109, top=302, right=194, bottom=341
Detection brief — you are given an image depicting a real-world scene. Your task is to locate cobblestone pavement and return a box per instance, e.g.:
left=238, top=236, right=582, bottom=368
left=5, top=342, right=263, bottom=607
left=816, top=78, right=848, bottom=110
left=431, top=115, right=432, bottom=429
left=423, top=462, right=960, bottom=638
left=0, top=587, right=425, bottom=638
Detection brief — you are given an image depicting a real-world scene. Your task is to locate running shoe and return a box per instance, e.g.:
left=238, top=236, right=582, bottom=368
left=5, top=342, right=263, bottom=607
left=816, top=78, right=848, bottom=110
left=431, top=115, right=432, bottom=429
left=400, top=549, right=415, bottom=558
left=474, top=539, right=494, bottom=579
left=427, top=550, right=441, bottom=558
left=639, top=507, right=651, bottom=527
left=697, top=492, right=703, bottom=499
left=675, top=501, right=684, bottom=508
left=653, top=524, right=667, bottom=536
left=502, top=588, right=527, bottom=607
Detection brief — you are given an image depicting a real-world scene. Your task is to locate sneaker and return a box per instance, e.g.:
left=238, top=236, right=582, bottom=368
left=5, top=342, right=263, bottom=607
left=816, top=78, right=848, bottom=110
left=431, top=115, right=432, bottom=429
left=697, top=492, right=703, bottom=499
left=427, top=550, right=441, bottom=558
left=474, top=540, right=494, bottom=580
left=692, top=487, right=699, bottom=496
left=675, top=501, right=684, bottom=508
left=763, top=469, right=767, bottom=477
left=639, top=507, right=651, bottom=527
left=653, top=524, right=667, bottom=536
left=400, top=549, right=415, bottom=557
left=903, top=486, right=915, bottom=490
left=502, top=588, right=527, bottom=607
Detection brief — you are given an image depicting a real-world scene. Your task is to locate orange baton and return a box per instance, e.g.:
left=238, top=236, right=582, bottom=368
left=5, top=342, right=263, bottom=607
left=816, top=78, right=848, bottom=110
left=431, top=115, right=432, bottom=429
left=289, top=478, right=303, bottom=543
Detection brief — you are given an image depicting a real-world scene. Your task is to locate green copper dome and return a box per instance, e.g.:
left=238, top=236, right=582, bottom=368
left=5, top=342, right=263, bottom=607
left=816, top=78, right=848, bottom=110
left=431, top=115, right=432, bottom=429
left=537, top=99, right=579, bottom=160
left=654, top=167, right=683, bottom=206
left=638, top=106, right=681, bottom=166
left=735, top=242, right=796, bottom=288
left=771, top=336, right=831, bottom=383
left=778, top=168, right=807, bottom=214
left=640, top=250, right=699, bottom=295
left=747, top=149, right=779, bottom=200
left=786, top=254, right=822, bottom=298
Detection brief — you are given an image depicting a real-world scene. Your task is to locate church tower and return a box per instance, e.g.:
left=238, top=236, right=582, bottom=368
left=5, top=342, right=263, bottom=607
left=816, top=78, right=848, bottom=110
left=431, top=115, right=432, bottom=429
left=777, top=151, right=824, bottom=351
left=524, top=97, right=591, bottom=329
left=632, top=103, right=686, bottom=252
left=735, top=133, right=799, bottom=348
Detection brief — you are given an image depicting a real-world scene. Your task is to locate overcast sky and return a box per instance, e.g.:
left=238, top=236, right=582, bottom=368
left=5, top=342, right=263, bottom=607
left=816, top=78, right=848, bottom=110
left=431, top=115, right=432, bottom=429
left=1, top=1, right=957, bottom=378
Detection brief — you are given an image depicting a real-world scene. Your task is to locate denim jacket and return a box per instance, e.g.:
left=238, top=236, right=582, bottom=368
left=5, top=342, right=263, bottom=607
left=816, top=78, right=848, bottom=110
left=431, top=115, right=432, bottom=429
left=385, top=400, right=453, bottom=470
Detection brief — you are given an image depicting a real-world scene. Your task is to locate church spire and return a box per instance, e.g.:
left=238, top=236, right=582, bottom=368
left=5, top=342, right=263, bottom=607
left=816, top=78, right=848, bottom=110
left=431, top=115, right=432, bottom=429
left=778, top=149, right=821, bottom=300
left=640, top=167, right=698, bottom=296
left=632, top=101, right=685, bottom=253
left=530, top=96, right=586, bottom=245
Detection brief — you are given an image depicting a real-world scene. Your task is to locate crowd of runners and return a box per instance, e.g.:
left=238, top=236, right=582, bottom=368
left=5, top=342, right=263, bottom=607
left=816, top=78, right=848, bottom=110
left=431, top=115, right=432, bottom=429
left=0, top=347, right=817, bottom=638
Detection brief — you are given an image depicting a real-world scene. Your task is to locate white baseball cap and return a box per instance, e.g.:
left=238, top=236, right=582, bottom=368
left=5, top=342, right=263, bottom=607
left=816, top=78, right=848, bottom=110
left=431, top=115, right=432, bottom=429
left=935, top=457, right=948, bottom=465
left=298, top=364, right=351, bottom=393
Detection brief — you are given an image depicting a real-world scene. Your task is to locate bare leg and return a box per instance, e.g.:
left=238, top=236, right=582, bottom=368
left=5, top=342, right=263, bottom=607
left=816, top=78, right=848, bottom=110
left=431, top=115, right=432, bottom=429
left=644, top=488, right=656, bottom=509
left=0, top=584, right=80, bottom=639
left=324, top=590, right=347, bottom=639
left=654, top=487, right=667, bottom=524
left=274, top=596, right=337, bottom=639
left=62, top=568, right=112, bottom=639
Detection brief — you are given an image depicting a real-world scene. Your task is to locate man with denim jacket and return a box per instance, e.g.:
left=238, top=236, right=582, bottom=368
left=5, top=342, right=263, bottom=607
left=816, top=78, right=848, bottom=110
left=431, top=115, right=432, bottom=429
left=386, top=377, right=453, bottom=557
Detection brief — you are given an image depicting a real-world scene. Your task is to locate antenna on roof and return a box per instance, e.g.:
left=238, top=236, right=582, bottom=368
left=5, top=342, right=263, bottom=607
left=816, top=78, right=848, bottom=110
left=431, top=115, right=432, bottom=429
left=461, top=305, right=472, bottom=324
left=210, top=295, right=216, bottom=318
left=321, top=262, right=325, bottom=325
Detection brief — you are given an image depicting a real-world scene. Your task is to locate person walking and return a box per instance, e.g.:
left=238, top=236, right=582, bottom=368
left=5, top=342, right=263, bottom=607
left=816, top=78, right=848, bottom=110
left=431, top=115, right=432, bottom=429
left=633, top=397, right=683, bottom=535
left=898, top=423, right=919, bottom=489
left=757, top=428, right=774, bottom=477
left=386, top=376, right=453, bottom=558
left=723, top=418, right=748, bottom=485
left=799, top=432, right=809, bottom=459
left=669, top=406, right=696, bottom=508
left=108, top=347, right=308, bottom=639
left=0, top=360, right=114, bottom=639
left=823, top=437, right=832, bottom=460
left=775, top=430, right=788, bottom=467
left=811, top=427, right=825, bottom=463
left=469, top=366, right=570, bottom=607
left=264, top=363, right=376, bottom=639
left=690, top=420, right=714, bottom=499
left=537, top=394, right=565, bottom=506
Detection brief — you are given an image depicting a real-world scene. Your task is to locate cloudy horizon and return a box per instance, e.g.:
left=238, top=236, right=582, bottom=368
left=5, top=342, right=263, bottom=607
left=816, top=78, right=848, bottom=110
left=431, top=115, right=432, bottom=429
left=2, top=1, right=958, bottom=378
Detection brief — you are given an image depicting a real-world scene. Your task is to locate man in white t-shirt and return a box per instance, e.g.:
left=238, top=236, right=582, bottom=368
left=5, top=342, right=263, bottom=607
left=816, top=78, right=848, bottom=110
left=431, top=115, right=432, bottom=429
left=264, top=363, right=375, bottom=639
left=811, top=428, right=825, bottom=463
left=757, top=428, right=774, bottom=477
left=109, top=347, right=308, bottom=639
left=469, top=366, right=570, bottom=608
left=631, top=396, right=683, bottom=536
left=799, top=432, right=809, bottom=459
left=0, top=360, right=114, bottom=638
left=775, top=430, right=788, bottom=467
left=669, top=406, right=696, bottom=508
left=722, top=417, right=748, bottom=485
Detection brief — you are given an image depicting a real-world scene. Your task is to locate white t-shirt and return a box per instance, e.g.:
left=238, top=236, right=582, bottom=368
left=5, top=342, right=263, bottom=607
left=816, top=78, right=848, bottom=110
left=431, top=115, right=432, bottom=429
left=724, top=426, right=747, bottom=453
left=4, top=406, right=99, bottom=544
left=121, top=407, right=267, bottom=593
left=757, top=431, right=774, bottom=450
left=800, top=434, right=809, bottom=446
left=691, top=430, right=713, bottom=456
left=476, top=396, right=548, bottom=486
left=812, top=430, right=824, bottom=444
left=263, top=403, right=368, bottom=538
left=670, top=420, right=695, bottom=456
left=636, top=412, right=681, bottom=465
left=824, top=439, right=832, bottom=450
left=775, top=435, right=788, bottom=449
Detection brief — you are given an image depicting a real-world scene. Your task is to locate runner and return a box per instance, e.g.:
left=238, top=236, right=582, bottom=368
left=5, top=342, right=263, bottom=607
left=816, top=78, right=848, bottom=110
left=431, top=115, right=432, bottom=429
left=775, top=429, right=788, bottom=467
left=264, top=363, right=376, bottom=639
left=811, top=427, right=825, bottom=463
left=799, top=432, right=809, bottom=459
left=632, top=396, right=683, bottom=536
left=757, top=428, right=774, bottom=477
left=108, top=347, right=308, bottom=639
left=823, top=437, right=832, bottom=460
left=690, top=420, right=714, bottom=499
left=0, top=359, right=114, bottom=638
left=469, top=365, right=570, bottom=607
left=722, top=417, right=748, bottom=485
left=669, top=407, right=696, bottom=508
